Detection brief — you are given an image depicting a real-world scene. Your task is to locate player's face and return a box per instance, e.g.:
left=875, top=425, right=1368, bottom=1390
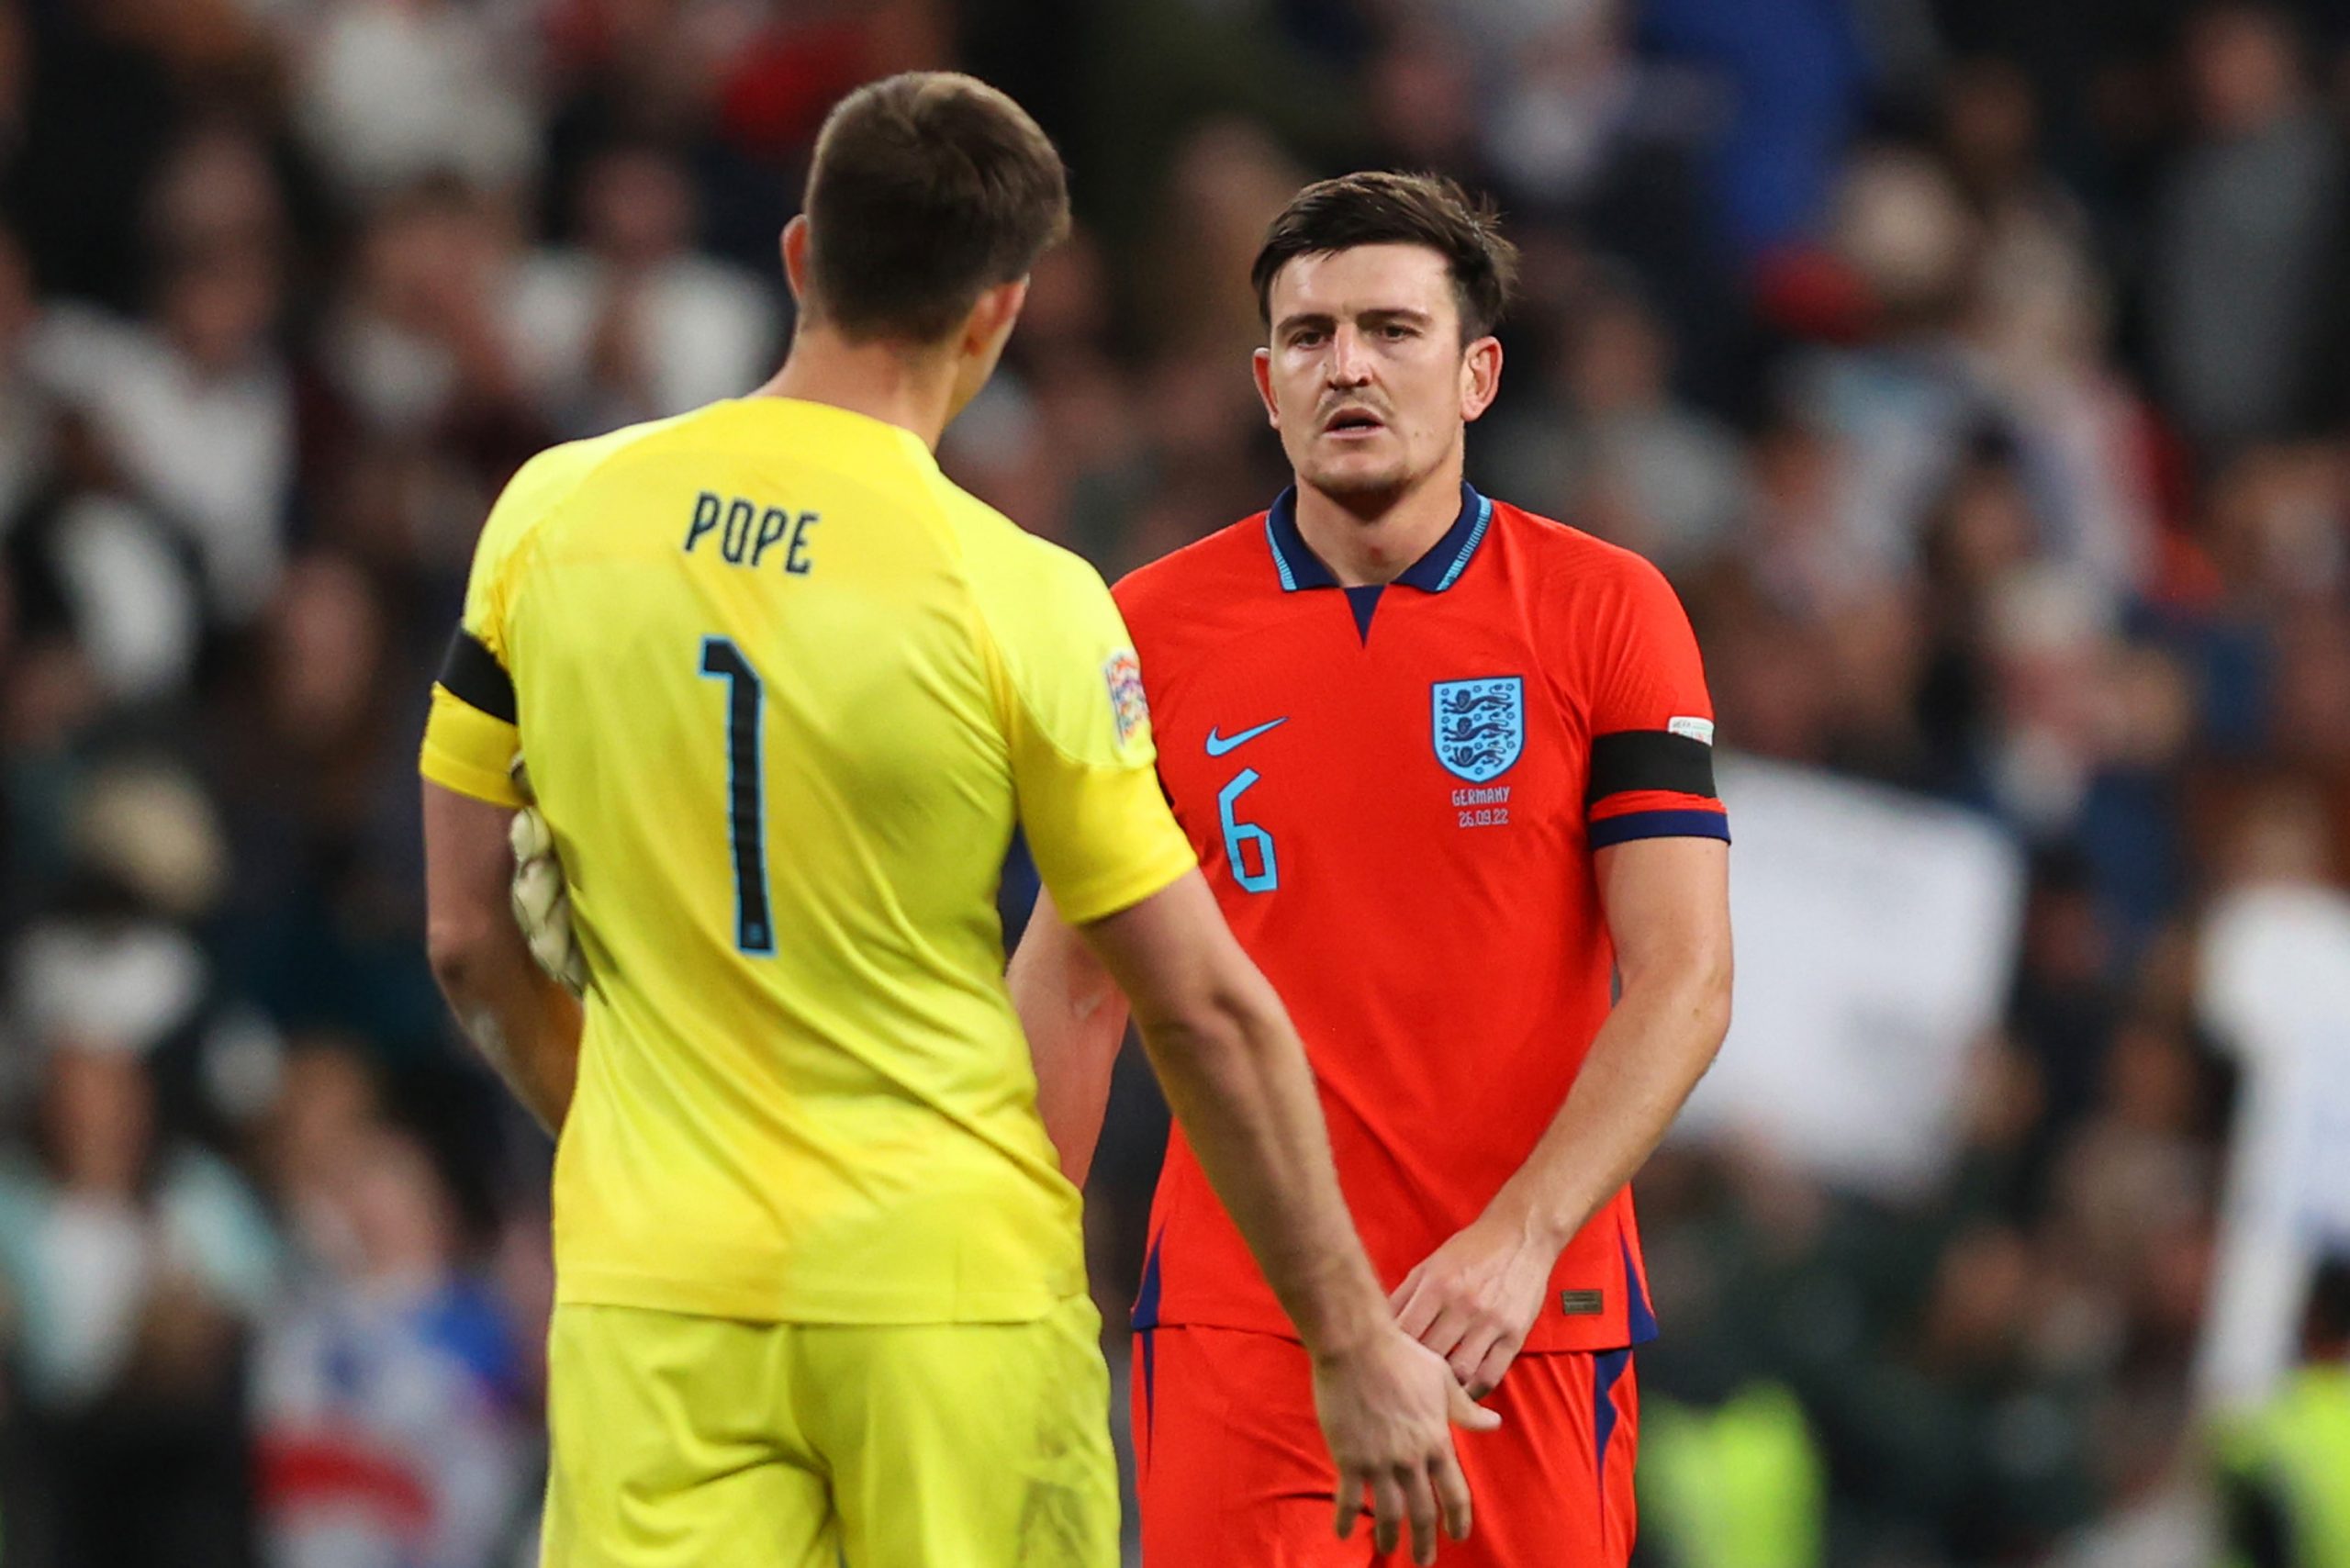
left=1253, top=243, right=1500, bottom=503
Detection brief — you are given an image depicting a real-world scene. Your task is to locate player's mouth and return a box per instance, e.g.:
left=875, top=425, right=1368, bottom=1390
left=1320, top=407, right=1388, bottom=441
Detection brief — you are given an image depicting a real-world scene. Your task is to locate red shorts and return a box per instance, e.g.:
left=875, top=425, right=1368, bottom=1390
left=1134, top=1326, right=1638, bottom=1568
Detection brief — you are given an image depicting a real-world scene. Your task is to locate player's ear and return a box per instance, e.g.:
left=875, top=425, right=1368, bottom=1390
left=779, top=216, right=812, bottom=303
left=1460, top=335, right=1502, bottom=424
left=944, top=279, right=1028, bottom=421
left=966, top=278, right=1029, bottom=358
left=1251, top=346, right=1281, bottom=429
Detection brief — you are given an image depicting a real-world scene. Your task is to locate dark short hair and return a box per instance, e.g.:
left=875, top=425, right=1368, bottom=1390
left=1251, top=172, right=1520, bottom=342
left=801, top=73, right=1070, bottom=344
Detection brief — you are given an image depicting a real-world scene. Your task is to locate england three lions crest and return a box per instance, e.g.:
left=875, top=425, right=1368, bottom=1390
left=1432, top=677, right=1524, bottom=783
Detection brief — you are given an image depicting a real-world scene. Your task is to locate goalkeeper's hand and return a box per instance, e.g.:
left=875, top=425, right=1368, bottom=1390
left=509, top=755, right=588, bottom=997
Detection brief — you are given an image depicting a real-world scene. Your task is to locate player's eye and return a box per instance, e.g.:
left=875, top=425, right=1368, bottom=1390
left=1290, top=330, right=1325, bottom=348
left=1381, top=322, right=1416, bottom=341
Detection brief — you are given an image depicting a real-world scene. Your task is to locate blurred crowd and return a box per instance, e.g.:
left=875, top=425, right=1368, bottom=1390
left=2, top=0, right=2349, bottom=1564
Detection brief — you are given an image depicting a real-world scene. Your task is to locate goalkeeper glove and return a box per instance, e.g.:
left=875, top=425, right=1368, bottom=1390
left=509, top=755, right=588, bottom=997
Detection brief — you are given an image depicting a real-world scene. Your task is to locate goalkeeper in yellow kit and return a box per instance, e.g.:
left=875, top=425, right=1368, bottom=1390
left=418, top=73, right=1489, bottom=1568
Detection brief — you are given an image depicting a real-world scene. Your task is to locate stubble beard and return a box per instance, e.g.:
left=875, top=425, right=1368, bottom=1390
left=1299, top=449, right=1416, bottom=511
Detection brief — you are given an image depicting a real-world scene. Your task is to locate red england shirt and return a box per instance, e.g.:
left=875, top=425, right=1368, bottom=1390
left=1117, top=483, right=1727, bottom=1354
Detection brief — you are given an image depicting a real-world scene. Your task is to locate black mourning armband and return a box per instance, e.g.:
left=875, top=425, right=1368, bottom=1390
left=439, top=629, right=518, bottom=724
left=1584, top=730, right=1717, bottom=807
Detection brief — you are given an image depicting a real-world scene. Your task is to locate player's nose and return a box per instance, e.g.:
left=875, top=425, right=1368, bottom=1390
left=1324, top=325, right=1375, bottom=386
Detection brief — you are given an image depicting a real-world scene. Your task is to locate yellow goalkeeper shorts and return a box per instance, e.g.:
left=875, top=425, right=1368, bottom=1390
left=542, top=1293, right=1118, bottom=1568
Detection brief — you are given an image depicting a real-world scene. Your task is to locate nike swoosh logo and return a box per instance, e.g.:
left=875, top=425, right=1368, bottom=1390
left=1205, top=718, right=1288, bottom=756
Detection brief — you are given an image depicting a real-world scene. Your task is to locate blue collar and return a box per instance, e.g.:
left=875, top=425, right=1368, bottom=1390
left=1263, top=482, right=1494, bottom=594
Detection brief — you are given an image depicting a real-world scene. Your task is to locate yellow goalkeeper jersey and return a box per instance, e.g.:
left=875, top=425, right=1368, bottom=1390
left=419, top=397, right=1195, bottom=1324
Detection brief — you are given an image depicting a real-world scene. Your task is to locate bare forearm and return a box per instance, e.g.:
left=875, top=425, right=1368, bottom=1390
left=1485, top=970, right=1729, bottom=1251
left=1008, top=896, right=1132, bottom=1186
left=1075, top=874, right=1390, bottom=1361
left=435, top=938, right=584, bottom=1135
left=1135, top=986, right=1388, bottom=1362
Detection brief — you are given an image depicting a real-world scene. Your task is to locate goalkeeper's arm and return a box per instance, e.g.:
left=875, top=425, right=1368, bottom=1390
left=423, top=778, right=583, bottom=1133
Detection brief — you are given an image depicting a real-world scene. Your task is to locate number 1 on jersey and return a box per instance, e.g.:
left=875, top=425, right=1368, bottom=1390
left=699, top=637, right=776, bottom=955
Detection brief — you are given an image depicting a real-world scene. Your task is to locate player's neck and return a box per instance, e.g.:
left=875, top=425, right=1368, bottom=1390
left=755, top=331, right=960, bottom=452
left=1292, top=458, right=1467, bottom=588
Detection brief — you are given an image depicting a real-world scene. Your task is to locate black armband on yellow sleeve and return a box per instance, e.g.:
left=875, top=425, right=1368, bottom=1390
left=439, top=630, right=518, bottom=723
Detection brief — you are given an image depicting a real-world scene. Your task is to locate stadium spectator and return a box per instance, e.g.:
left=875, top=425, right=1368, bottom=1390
left=504, top=141, right=780, bottom=436
left=2149, top=4, right=2347, bottom=456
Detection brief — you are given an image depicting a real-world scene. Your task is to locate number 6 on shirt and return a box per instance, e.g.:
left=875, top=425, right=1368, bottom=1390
left=699, top=636, right=776, bottom=955
left=1217, top=769, right=1279, bottom=893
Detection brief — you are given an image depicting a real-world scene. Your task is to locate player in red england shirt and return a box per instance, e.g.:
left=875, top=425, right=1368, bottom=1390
left=1011, top=172, right=1733, bottom=1567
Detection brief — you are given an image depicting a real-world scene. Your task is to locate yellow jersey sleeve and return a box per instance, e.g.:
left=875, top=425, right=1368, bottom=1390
left=419, top=444, right=595, bottom=808
left=972, top=536, right=1196, bottom=926
left=420, top=685, right=523, bottom=805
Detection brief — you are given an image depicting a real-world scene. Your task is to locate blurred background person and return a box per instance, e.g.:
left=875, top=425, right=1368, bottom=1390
left=503, top=140, right=779, bottom=436
left=2210, top=1259, right=2350, bottom=1568
left=252, top=1118, right=529, bottom=1568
